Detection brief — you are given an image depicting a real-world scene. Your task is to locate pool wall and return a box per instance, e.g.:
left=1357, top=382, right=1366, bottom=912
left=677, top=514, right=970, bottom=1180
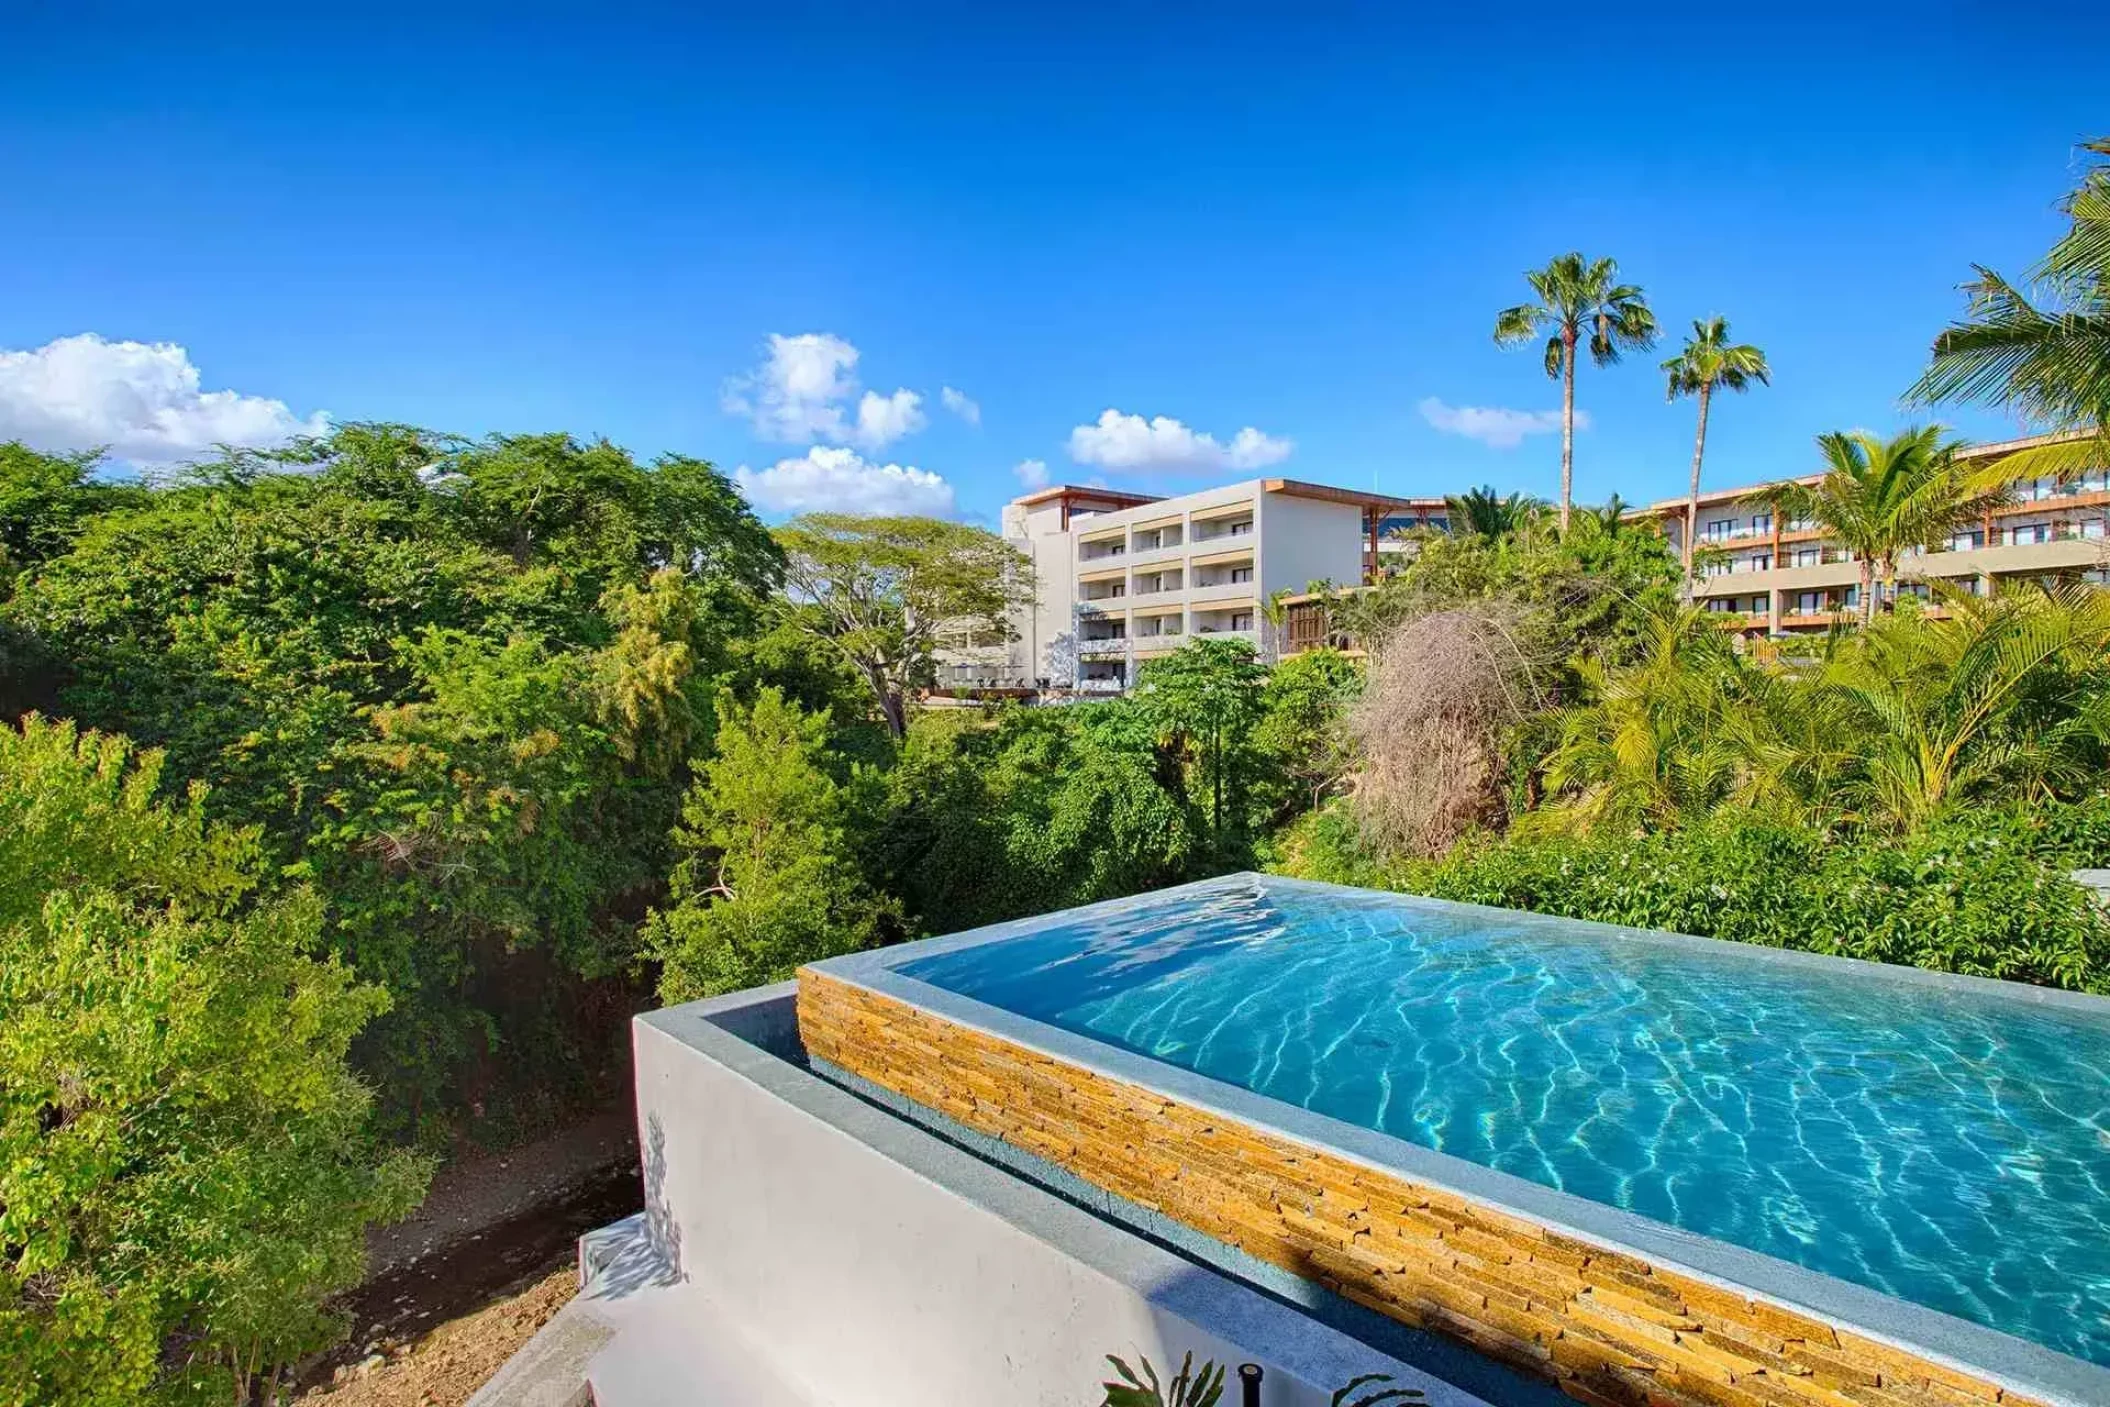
left=800, top=959, right=2082, bottom=1407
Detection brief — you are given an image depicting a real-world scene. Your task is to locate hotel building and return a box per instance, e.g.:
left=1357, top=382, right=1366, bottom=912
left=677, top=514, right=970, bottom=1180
left=942, top=478, right=1447, bottom=691
left=1652, top=433, right=2110, bottom=634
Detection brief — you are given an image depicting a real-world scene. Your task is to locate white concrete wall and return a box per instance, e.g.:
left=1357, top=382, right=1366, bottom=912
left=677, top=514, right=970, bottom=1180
left=624, top=995, right=1479, bottom=1407
left=1258, top=494, right=1365, bottom=601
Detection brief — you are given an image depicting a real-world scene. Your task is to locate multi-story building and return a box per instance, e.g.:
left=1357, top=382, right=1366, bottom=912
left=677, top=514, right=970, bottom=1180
left=1651, top=433, right=2110, bottom=635
left=941, top=478, right=1447, bottom=691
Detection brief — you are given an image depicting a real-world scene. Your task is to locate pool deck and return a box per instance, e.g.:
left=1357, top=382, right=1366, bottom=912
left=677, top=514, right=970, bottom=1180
left=799, top=872, right=2110, bottom=1407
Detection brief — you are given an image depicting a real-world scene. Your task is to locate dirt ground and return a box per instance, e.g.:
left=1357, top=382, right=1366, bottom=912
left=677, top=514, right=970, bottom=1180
left=369, top=1110, right=638, bottom=1278
left=300, top=1258, right=578, bottom=1406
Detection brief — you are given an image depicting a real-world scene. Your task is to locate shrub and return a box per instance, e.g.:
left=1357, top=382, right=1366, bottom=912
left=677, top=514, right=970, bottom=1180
left=646, top=689, right=895, bottom=1001
left=1396, top=817, right=2110, bottom=992
left=0, top=717, right=428, bottom=1407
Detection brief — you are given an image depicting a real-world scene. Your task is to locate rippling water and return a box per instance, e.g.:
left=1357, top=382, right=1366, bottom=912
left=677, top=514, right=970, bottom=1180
left=898, top=875, right=2110, bottom=1367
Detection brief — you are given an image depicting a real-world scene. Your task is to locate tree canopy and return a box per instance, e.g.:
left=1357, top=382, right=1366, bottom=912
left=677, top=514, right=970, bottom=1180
left=0, top=717, right=427, bottom=1407
left=774, top=513, right=1034, bottom=736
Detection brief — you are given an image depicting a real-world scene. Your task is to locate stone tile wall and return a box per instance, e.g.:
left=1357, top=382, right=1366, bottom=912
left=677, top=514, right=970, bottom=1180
left=797, top=969, right=2045, bottom=1407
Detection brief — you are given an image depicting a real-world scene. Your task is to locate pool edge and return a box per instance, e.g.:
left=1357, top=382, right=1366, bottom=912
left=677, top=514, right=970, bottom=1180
left=800, top=880, right=2110, bottom=1407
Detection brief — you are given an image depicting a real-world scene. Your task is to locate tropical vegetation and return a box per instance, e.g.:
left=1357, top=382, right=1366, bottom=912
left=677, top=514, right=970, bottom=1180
left=1761, top=426, right=2010, bottom=623
left=1494, top=252, right=1657, bottom=529
left=1910, top=136, right=2110, bottom=476
left=1662, top=316, right=1770, bottom=591
left=3, top=135, right=2109, bottom=1403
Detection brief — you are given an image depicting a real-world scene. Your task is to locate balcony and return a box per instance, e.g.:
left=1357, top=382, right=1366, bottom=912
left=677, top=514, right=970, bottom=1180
left=1130, top=571, right=1185, bottom=598
left=1190, top=517, right=1255, bottom=546
left=1188, top=580, right=1255, bottom=606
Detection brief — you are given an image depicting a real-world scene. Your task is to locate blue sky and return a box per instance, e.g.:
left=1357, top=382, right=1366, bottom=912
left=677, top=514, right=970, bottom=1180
left=3, top=2, right=2105, bottom=523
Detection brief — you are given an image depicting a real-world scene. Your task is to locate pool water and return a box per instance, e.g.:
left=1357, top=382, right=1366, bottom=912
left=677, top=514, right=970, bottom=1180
left=897, top=875, right=2110, bottom=1368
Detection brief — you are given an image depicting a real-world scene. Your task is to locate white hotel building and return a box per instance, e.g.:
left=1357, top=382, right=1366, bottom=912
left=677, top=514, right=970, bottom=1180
left=944, top=478, right=1447, bottom=692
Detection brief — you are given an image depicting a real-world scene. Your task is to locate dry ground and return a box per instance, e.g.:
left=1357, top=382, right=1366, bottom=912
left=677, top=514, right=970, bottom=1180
left=301, top=1258, right=577, bottom=1407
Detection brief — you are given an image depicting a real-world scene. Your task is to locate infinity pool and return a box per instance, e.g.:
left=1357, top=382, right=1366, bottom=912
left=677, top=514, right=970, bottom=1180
left=896, top=874, right=2110, bottom=1369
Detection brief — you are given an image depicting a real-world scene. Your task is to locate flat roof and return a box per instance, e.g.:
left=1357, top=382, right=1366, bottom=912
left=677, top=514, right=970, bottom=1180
left=1643, top=430, right=2100, bottom=514
left=1261, top=479, right=1450, bottom=513
left=1009, top=478, right=1448, bottom=514
left=1009, top=484, right=1164, bottom=510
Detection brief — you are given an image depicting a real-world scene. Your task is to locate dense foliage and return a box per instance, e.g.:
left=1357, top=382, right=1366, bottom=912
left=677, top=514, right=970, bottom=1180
left=5, top=134, right=2107, bottom=1395
left=1285, top=805, right=2110, bottom=993
left=1282, top=521, right=2110, bottom=995
left=0, top=718, right=426, bottom=1407
left=5, top=426, right=780, bottom=1139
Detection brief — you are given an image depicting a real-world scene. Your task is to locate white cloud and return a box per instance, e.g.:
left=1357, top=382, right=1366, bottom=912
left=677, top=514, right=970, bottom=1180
left=1014, top=458, right=1050, bottom=489
left=854, top=388, right=926, bottom=448
left=720, top=332, right=926, bottom=451
left=940, top=385, right=980, bottom=425
left=0, top=333, right=329, bottom=467
left=1417, top=396, right=1586, bottom=450
left=734, top=445, right=956, bottom=518
left=1066, top=409, right=1293, bottom=475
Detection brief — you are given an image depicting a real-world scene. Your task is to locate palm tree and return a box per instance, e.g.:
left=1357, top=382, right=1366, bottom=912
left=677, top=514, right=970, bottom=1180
left=1569, top=492, right=1635, bottom=540
left=1529, top=604, right=1850, bottom=836
left=1495, top=253, right=1658, bottom=530
left=1825, top=582, right=2110, bottom=830
left=1908, top=138, right=2110, bottom=481
left=1663, top=318, right=1770, bottom=595
left=1763, top=427, right=2013, bottom=625
left=1444, top=484, right=1546, bottom=538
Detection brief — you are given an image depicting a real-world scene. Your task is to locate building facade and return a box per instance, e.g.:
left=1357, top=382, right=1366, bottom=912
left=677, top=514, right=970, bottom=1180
left=941, top=478, right=1446, bottom=692
left=1650, top=434, right=2110, bottom=635
left=942, top=433, right=2110, bottom=689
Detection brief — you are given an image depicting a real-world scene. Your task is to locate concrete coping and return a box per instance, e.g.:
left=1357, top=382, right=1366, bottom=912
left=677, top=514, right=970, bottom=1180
left=642, top=983, right=1520, bottom=1407
left=806, top=871, right=2110, bottom=1407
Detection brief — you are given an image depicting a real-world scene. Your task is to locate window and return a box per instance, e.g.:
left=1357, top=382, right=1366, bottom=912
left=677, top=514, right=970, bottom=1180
left=1785, top=515, right=1816, bottom=532
left=1226, top=520, right=1253, bottom=537
left=2084, top=519, right=2107, bottom=540
left=1792, top=547, right=1821, bottom=567
left=2003, top=523, right=2053, bottom=546
left=1949, top=529, right=1984, bottom=552
left=1704, top=560, right=1731, bottom=578
left=1703, top=518, right=1734, bottom=542
left=1230, top=612, right=1253, bottom=631
left=1750, top=513, right=1773, bottom=534
left=1746, top=553, right=1773, bottom=571
left=1229, top=566, right=1252, bottom=584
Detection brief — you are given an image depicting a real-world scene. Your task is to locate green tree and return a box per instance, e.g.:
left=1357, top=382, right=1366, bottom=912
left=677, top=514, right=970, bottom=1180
left=4, top=424, right=778, bottom=1135
left=868, top=705, right=1197, bottom=936
left=1909, top=137, right=2110, bottom=479
left=773, top=514, right=1034, bottom=737
left=0, top=444, right=141, bottom=584
left=646, top=688, right=894, bottom=1000
left=1765, top=427, right=2011, bottom=624
left=0, top=717, right=427, bottom=1407
left=1442, top=485, right=1546, bottom=539
left=1494, top=253, right=1657, bottom=530
left=1662, top=317, right=1771, bottom=592
left=1252, top=647, right=1362, bottom=818
left=1826, top=583, right=2110, bottom=831
left=1134, top=638, right=1268, bottom=848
